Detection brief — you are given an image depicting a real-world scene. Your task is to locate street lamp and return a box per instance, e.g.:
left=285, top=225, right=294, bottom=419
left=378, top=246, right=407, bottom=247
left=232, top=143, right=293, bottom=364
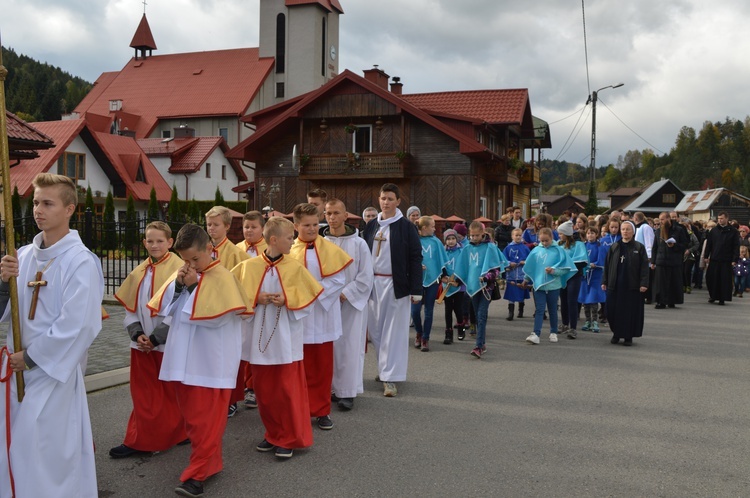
left=259, top=182, right=280, bottom=211
left=587, top=83, right=624, bottom=182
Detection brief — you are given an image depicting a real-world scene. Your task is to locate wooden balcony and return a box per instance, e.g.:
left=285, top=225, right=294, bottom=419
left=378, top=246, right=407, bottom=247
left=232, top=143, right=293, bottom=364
left=519, top=162, right=541, bottom=187
left=299, top=153, right=407, bottom=180
left=485, top=162, right=519, bottom=185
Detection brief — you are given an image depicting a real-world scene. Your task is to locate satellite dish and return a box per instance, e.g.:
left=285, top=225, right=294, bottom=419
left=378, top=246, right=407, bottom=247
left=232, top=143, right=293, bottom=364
left=292, top=144, right=298, bottom=170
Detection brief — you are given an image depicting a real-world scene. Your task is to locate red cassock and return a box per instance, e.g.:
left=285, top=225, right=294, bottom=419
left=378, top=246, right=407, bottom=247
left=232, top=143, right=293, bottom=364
left=303, top=342, right=334, bottom=417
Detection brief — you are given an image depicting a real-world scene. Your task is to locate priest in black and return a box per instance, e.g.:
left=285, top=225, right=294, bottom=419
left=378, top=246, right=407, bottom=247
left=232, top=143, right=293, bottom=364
left=650, top=212, right=689, bottom=308
left=602, top=221, right=649, bottom=346
left=704, top=212, right=740, bottom=305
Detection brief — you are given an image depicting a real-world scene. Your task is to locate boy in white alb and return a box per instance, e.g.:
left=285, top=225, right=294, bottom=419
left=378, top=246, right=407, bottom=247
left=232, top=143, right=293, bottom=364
left=289, top=203, right=352, bottom=430
left=231, top=217, right=323, bottom=459
left=147, top=223, right=251, bottom=497
left=323, top=199, right=374, bottom=411
left=0, top=173, right=103, bottom=498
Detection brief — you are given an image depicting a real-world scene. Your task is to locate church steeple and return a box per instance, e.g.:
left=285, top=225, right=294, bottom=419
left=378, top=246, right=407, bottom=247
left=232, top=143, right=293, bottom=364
left=129, top=13, right=157, bottom=60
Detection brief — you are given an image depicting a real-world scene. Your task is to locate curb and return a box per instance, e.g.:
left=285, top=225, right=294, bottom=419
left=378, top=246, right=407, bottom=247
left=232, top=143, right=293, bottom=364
left=85, top=367, right=130, bottom=393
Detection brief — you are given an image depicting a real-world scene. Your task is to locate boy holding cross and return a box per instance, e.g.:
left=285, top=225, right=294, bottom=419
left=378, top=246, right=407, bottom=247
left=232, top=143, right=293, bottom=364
left=0, top=173, right=104, bottom=497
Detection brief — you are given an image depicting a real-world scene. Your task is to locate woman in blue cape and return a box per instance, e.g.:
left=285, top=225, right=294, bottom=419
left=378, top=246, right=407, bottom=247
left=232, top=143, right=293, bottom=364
left=454, top=223, right=508, bottom=359
left=557, top=220, right=589, bottom=339
left=523, top=227, right=577, bottom=345
left=412, top=217, right=448, bottom=352
left=579, top=227, right=607, bottom=332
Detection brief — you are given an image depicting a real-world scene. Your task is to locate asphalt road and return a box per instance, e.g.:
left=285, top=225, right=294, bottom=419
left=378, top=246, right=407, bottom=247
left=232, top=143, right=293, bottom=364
left=91, top=288, right=750, bottom=497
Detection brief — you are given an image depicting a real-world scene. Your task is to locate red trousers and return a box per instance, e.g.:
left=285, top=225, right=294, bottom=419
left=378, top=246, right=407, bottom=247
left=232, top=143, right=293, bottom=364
left=229, top=360, right=253, bottom=404
left=303, top=342, right=334, bottom=417
left=251, top=361, right=313, bottom=449
left=173, top=383, right=231, bottom=482
left=123, top=349, right=186, bottom=451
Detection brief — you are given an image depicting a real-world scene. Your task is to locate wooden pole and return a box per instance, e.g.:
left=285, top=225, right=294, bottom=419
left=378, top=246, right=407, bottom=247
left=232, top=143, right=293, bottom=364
left=0, top=38, right=26, bottom=401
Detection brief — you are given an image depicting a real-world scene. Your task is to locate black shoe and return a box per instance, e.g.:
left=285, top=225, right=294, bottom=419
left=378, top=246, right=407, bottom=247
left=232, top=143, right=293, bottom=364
left=517, top=303, right=524, bottom=318
left=457, top=326, right=466, bottom=341
left=175, top=479, right=204, bottom=497
left=330, top=392, right=340, bottom=403
left=275, top=447, right=294, bottom=459
left=256, top=439, right=275, bottom=452
left=506, top=304, right=515, bottom=321
left=623, top=339, right=633, bottom=346
left=667, top=304, right=675, bottom=308
left=177, top=439, right=191, bottom=446
left=317, top=415, right=334, bottom=430
left=337, top=397, right=354, bottom=411
left=708, top=299, right=715, bottom=303
left=718, top=301, right=725, bottom=305
left=227, top=402, right=238, bottom=418
left=443, top=329, right=453, bottom=345
left=655, top=304, right=666, bottom=309
left=109, top=444, right=150, bottom=459
left=610, top=336, right=620, bottom=344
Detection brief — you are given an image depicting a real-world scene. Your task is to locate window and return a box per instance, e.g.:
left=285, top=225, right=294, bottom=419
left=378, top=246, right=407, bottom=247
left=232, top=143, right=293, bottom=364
left=206, top=163, right=211, bottom=179
left=218, top=127, right=228, bottom=142
left=162, top=130, right=171, bottom=138
left=497, top=199, right=503, bottom=217
left=276, top=14, right=286, bottom=74
left=489, top=135, right=497, bottom=153
left=321, top=17, right=327, bottom=76
left=135, top=162, right=146, bottom=182
left=353, top=125, right=372, bottom=153
left=57, top=152, right=86, bottom=180
left=476, top=131, right=484, bottom=145
left=276, top=82, right=285, bottom=98
left=480, top=196, right=488, bottom=218
left=663, top=193, right=676, bottom=203
left=222, top=165, right=227, bottom=180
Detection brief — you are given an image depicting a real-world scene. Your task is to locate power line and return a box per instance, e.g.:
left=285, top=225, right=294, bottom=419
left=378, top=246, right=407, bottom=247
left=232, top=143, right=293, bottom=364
left=548, top=106, right=587, bottom=125
left=554, top=106, right=590, bottom=161
left=597, top=99, right=668, bottom=155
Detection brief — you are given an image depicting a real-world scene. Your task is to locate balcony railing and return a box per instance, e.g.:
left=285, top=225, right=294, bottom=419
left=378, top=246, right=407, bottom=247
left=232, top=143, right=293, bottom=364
left=299, top=153, right=406, bottom=179
left=519, top=162, right=541, bottom=186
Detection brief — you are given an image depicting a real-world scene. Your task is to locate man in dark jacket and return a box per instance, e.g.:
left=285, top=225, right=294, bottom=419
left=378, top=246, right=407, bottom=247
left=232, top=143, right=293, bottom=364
left=363, top=183, right=422, bottom=397
left=704, top=212, right=740, bottom=305
left=650, top=212, right=689, bottom=308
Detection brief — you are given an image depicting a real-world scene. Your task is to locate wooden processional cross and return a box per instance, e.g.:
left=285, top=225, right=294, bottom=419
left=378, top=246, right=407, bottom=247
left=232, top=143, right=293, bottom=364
left=374, top=232, right=386, bottom=257
left=27, top=259, right=54, bottom=320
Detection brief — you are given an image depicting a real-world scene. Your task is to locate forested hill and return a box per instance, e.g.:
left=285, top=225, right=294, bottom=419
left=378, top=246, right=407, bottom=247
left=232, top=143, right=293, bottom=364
left=2, top=46, right=92, bottom=122
left=541, top=116, right=750, bottom=197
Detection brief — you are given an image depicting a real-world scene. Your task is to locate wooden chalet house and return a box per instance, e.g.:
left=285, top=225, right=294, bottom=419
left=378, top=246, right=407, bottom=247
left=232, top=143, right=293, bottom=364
left=227, top=67, right=547, bottom=220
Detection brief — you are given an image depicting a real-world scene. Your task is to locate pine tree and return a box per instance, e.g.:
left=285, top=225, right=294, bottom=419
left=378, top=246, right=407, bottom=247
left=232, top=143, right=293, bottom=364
left=103, top=191, right=117, bottom=250
left=23, top=198, right=35, bottom=240
left=214, top=185, right=225, bottom=206
left=168, top=185, right=183, bottom=231
left=187, top=198, right=201, bottom=223
left=11, top=186, right=23, bottom=242
left=584, top=181, right=599, bottom=215
left=124, top=194, right=138, bottom=250
left=147, top=187, right=159, bottom=221
left=85, top=185, right=95, bottom=213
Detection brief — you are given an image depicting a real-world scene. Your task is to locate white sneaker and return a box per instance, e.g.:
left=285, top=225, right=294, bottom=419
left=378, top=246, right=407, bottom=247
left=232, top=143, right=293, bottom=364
left=549, top=333, right=558, bottom=343
left=526, top=334, right=540, bottom=345
left=383, top=382, right=397, bottom=397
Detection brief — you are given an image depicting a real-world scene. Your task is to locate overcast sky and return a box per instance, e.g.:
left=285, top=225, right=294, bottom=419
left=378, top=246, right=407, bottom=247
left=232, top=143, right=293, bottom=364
left=3, top=0, right=749, bottom=168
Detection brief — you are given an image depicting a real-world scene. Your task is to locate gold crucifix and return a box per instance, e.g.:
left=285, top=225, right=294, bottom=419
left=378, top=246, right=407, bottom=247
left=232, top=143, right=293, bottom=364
left=374, top=231, right=386, bottom=257
left=27, top=258, right=54, bottom=320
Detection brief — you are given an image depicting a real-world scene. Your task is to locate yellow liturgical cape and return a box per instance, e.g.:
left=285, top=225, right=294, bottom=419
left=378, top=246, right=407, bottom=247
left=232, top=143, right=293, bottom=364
left=212, top=237, right=250, bottom=270
left=236, top=237, right=268, bottom=256
left=114, top=252, right=183, bottom=316
left=289, top=236, right=353, bottom=278
left=147, top=259, right=251, bottom=320
left=231, top=253, right=323, bottom=312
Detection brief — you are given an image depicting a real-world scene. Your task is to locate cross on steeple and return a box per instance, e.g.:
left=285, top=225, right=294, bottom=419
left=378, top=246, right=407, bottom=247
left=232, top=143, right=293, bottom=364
left=143, top=0, right=148, bottom=14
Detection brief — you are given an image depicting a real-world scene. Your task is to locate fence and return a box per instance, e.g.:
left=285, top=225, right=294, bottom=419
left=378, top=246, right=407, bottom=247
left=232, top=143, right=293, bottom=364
left=1, top=209, right=191, bottom=296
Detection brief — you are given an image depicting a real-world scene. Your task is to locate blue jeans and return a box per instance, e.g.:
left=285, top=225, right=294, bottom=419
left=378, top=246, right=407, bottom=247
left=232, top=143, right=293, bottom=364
left=533, top=289, right=560, bottom=336
left=735, top=274, right=749, bottom=294
left=471, top=292, right=491, bottom=347
left=411, top=282, right=440, bottom=341
left=560, top=273, right=581, bottom=330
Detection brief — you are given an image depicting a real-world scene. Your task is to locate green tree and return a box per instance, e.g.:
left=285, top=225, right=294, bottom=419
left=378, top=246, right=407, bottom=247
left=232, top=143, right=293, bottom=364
left=147, top=187, right=160, bottom=221
left=23, top=198, right=35, bottom=240
left=103, top=191, right=117, bottom=250
left=187, top=198, right=201, bottom=223
left=214, top=185, right=225, bottom=206
left=85, top=185, right=95, bottom=213
left=602, top=165, right=623, bottom=190
left=123, top=194, right=138, bottom=250
left=584, top=181, right=599, bottom=215
left=11, top=186, right=23, bottom=242
left=168, top=185, right=183, bottom=227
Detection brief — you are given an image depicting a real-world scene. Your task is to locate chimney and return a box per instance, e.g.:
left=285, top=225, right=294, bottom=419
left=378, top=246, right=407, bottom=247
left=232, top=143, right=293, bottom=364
left=173, top=125, right=196, bottom=138
left=363, top=65, right=389, bottom=90
left=390, top=76, right=403, bottom=95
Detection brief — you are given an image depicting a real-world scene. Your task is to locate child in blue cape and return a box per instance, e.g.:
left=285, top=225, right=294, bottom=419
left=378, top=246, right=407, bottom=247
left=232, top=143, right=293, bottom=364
left=411, top=216, right=448, bottom=352
left=557, top=220, right=589, bottom=339
left=503, top=228, right=530, bottom=321
left=600, top=219, right=622, bottom=248
left=454, top=222, right=508, bottom=359
left=523, top=227, right=577, bottom=345
left=441, top=229, right=466, bottom=344
left=579, top=227, right=607, bottom=332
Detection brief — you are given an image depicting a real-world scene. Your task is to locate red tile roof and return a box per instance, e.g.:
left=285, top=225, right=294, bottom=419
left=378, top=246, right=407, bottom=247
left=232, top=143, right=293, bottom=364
left=5, top=111, right=55, bottom=160
left=286, top=0, right=344, bottom=13
left=137, top=137, right=248, bottom=181
left=89, top=131, right=173, bottom=202
left=129, top=14, right=157, bottom=50
left=74, top=49, right=274, bottom=139
left=9, top=119, right=86, bottom=196
left=401, top=89, right=530, bottom=126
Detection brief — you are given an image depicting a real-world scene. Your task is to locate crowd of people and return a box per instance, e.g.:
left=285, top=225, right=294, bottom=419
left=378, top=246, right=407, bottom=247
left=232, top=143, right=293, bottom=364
left=0, top=174, right=745, bottom=497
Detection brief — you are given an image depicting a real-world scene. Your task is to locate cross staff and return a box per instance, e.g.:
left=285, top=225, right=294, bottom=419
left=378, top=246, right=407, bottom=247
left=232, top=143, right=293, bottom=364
left=27, top=272, right=47, bottom=320
left=0, top=36, right=26, bottom=401
left=373, top=231, right=386, bottom=257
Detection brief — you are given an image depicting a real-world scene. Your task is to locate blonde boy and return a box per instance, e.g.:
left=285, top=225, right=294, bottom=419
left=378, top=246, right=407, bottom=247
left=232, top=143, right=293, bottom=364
left=110, top=221, right=186, bottom=459
left=231, top=217, right=323, bottom=459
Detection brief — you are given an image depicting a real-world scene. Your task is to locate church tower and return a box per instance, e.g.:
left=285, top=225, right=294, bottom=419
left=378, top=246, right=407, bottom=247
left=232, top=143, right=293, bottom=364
left=259, top=0, right=342, bottom=105
left=129, top=13, right=157, bottom=60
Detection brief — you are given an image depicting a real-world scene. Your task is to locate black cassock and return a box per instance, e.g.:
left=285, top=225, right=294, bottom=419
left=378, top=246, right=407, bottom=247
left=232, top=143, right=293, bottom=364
left=606, top=241, right=645, bottom=340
